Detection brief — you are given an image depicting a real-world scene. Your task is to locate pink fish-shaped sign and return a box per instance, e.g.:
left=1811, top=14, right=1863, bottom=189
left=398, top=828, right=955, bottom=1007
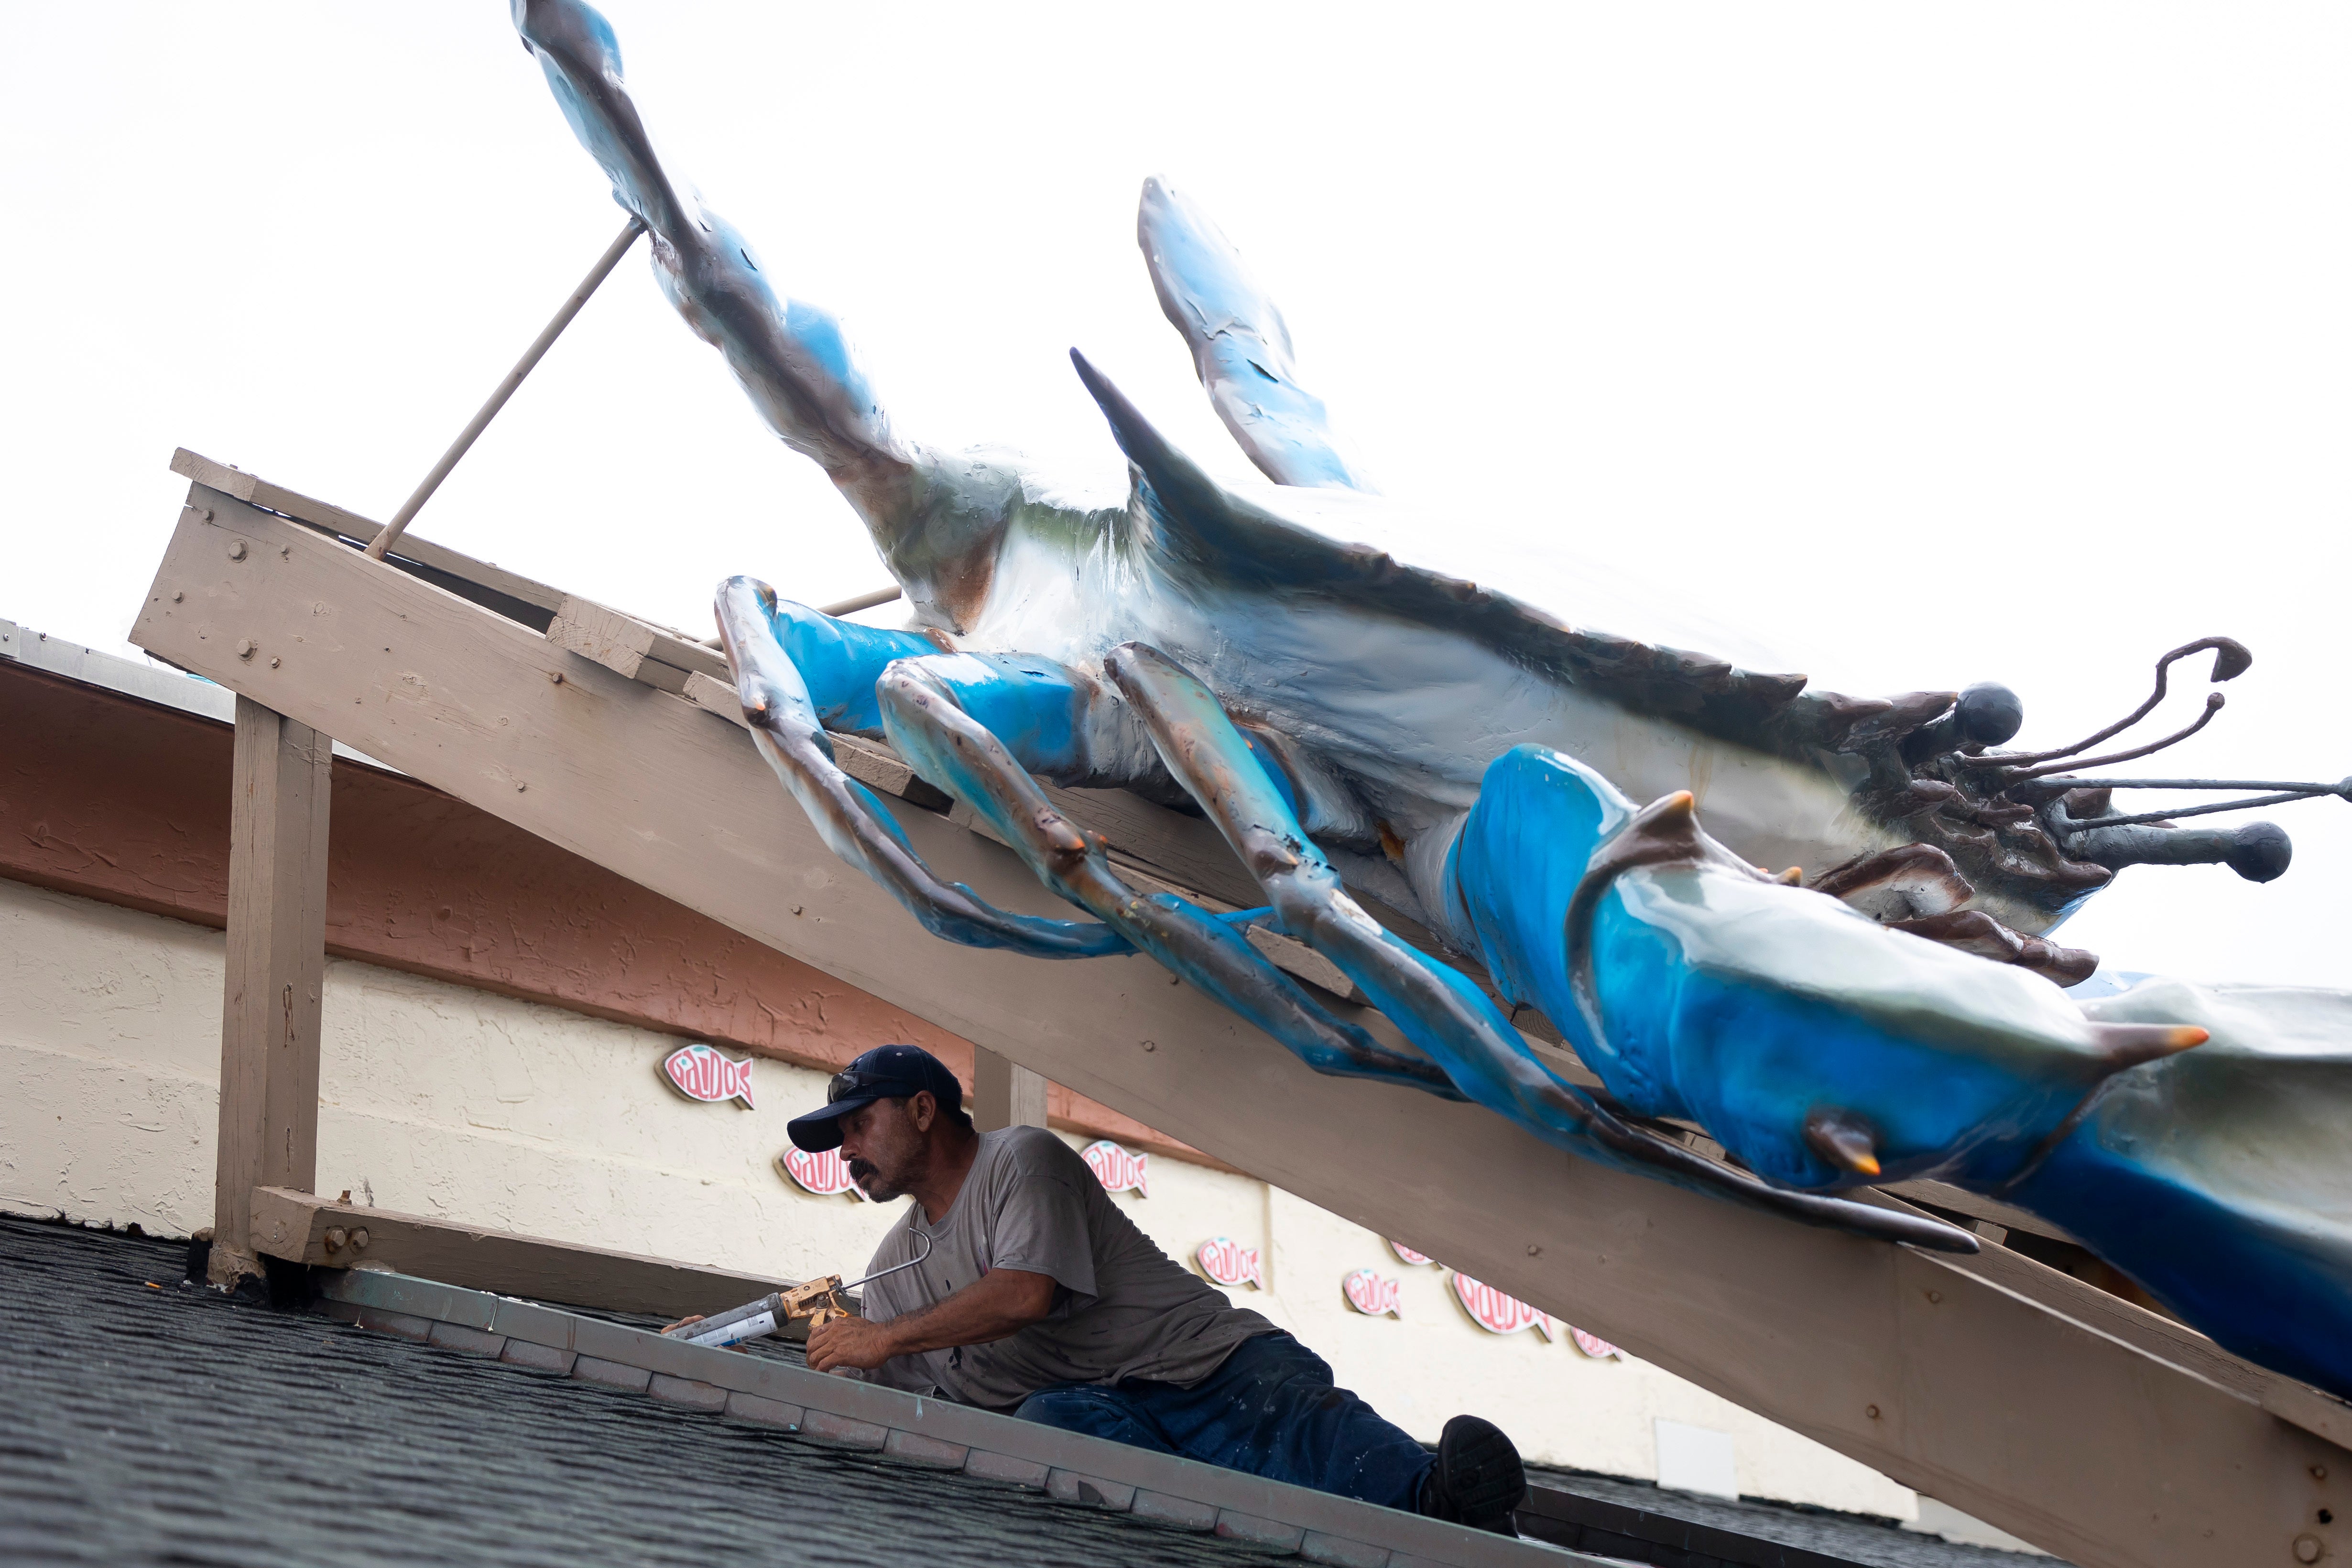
left=1081, top=1139, right=1149, bottom=1198
left=1450, top=1273, right=1559, bottom=1339
left=1569, top=1328, right=1622, bottom=1361
left=1386, top=1239, right=1436, bottom=1267
left=1342, top=1269, right=1404, bottom=1318
left=661, top=1043, right=754, bottom=1109
left=777, top=1146, right=866, bottom=1200
left=1195, top=1237, right=1263, bottom=1290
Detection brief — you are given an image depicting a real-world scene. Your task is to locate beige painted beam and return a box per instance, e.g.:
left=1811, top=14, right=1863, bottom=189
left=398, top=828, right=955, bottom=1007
left=973, top=1046, right=1050, bottom=1132
left=133, top=486, right=2350, bottom=1568
left=170, top=448, right=563, bottom=619
left=211, top=695, right=333, bottom=1285
left=547, top=592, right=728, bottom=693
left=248, top=1187, right=831, bottom=1332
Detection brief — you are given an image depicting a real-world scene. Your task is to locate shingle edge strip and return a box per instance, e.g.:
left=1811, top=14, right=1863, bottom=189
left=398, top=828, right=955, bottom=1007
left=316, top=1268, right=1600, bottom=1567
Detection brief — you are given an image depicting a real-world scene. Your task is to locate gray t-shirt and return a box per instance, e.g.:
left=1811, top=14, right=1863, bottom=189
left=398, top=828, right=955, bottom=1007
left=857, top=1126, right=1276, bottom=1409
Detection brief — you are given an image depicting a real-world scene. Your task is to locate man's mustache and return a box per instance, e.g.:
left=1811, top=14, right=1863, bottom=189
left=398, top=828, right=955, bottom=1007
left=848, top=1157, right=879, bottom=1187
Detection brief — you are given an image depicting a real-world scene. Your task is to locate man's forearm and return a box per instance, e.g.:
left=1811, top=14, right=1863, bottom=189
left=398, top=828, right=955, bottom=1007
left=874, top=1267, right=1056, bottom=1358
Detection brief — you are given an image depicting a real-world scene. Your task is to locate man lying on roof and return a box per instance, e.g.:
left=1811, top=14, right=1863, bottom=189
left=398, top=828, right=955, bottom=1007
left=784, top=1044, right=1526, bottom=1534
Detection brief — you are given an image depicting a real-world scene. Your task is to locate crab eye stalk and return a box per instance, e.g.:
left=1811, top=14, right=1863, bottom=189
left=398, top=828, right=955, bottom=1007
left=1900, top=681, right=2023, bottom=764
left=1955, top=683, right=2025, bottom=747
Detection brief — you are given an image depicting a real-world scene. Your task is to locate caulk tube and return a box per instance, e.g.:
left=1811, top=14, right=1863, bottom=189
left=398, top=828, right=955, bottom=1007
left=663, top=1292, right=784, bottom=1347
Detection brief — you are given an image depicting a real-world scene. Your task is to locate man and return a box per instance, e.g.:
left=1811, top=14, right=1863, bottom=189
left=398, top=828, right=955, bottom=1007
left=785, top=1044, right=1527, bottom=1533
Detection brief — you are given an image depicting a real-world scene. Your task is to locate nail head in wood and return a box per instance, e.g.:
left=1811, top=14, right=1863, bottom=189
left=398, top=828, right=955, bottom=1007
left=228, top=539, right=246, bottom=560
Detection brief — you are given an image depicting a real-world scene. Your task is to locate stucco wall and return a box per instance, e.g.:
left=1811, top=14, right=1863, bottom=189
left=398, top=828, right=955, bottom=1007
left=0, top=875, right=1915, bottom=1517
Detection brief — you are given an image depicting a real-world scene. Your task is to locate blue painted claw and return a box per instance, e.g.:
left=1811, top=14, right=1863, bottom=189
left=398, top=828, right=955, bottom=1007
left=1447, top=746, right=2208, bottom=1195
left=2018, top=980, right=2352, bottom=1398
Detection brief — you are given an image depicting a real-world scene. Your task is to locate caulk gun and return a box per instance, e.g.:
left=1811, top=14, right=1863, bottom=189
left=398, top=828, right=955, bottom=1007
left=662, top=1231, right=933, bottom=1350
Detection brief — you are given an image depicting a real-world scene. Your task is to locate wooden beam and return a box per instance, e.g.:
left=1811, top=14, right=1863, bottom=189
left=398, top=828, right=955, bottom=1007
left=248, top=1186, right=828, bottom=1331
left=170, top=449, right=564, bottom=625
left=211, top=696, right=332, bottom=1285
left=973, top=1046, right=1049, bottom=1132
left=133, top=485, right=2352, bottom=1568
left=548, top=592, right=729, bottom=693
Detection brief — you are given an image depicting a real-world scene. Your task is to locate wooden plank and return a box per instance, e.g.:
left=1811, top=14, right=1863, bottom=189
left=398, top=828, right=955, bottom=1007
left=248, top=1186, right=832, bottom=1329
left=547, top=591, right=728, bottom=691
left=973, top=1046, right=1049, bottom=1132
left=211, top=697, right=332, bottom=1286
left=1883, top=1177, right=2081, bottom=1248
left=172, top=448, right=565, bottom=618
left=133, top=490, right=2352, bottom=1568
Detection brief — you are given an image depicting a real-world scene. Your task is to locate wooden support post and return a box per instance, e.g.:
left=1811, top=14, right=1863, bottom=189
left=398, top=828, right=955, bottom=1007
left=210, top=697, right=332, bottom=1285
left=972, top=1046, right=1048, bottom=1132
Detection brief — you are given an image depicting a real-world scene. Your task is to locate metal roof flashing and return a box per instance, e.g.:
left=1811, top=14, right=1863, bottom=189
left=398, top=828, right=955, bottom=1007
left=312, top=1263, right=1584, bottom=1568
left=1, top=614, right=399, bottom=774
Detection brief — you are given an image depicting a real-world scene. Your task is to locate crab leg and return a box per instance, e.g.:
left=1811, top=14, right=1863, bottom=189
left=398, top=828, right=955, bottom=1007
left=518, top=1, right=904, bottom=503
left=714, top=578, right=1128, bottom=958
left=1103, top=642, right=1978, bottom=1252
left=871, top=658, right=1459, bottom=1096
left=516, top=0, right=1033, bottom=629
left=1137, top=178, right=1375, bottom=493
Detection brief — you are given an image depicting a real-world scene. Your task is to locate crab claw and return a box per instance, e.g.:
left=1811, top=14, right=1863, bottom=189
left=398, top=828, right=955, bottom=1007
left=1448, top=746, right=2211, bottom=1195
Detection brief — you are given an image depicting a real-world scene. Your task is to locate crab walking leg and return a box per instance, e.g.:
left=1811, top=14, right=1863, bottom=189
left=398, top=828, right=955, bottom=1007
left=1106, top=642, right=1980, bottom=1252
left=1136, top=178, right=1376, bottom=493
left=714, top=578, right=1128, bottom=958
left=870, top=659, right=1459, bottom=1095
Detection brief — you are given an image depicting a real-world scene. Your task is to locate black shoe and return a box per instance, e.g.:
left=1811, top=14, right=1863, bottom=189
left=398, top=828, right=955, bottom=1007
left=1418, top=1415, right=1525, bottom=1535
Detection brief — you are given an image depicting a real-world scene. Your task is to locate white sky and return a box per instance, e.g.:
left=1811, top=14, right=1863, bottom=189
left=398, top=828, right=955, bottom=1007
left=5, top=3, right=2346, bottom=988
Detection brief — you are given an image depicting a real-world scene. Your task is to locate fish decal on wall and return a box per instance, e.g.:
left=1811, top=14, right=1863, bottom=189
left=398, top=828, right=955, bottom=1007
left=1387, top=1239, right=1436, bottom=1267
left=1195, top=1236, right=1263, bottom=1289
left=778, top=1146, right=865, bottom=1199
left=1082, top=1139, right=1149, bottom=1198
left=1452, top=1273, right=1559, bottom=1340
left=660, top=1043, right=754, bottom=1109
left=1569, top=1328, right=1623, bottom=1361
left=1342, top=1269, right=1404, bottom=1319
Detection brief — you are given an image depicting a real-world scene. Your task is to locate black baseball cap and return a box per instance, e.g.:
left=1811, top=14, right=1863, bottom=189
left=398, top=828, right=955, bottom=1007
left=787, top=1044, right=964, bottom=1152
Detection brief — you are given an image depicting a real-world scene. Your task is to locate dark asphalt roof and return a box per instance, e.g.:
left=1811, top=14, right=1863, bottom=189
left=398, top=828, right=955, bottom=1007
left=0, top=1217, right=1286, bottom=1568
left=1524, top=1466, right=2060, bottom=1568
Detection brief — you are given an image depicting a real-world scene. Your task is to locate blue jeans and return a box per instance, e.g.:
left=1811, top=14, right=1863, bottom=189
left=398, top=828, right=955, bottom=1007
left=1013, top=1331, right=1432, bottom=1510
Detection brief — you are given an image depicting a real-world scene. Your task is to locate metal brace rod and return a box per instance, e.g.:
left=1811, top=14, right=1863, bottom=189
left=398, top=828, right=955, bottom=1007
left=818, top=586, right=903, bottom=616
left=366, top=216, right=647, bottom=563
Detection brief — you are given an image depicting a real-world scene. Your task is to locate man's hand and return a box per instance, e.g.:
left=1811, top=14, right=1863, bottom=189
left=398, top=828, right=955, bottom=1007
left=809, top=1267, right=1058, bottom=1375
left=805, top=1314, right=901, bottom=1373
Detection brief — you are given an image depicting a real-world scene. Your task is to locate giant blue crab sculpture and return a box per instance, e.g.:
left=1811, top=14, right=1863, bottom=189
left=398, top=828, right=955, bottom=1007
left=516, top=0, right=2352, bottom=1398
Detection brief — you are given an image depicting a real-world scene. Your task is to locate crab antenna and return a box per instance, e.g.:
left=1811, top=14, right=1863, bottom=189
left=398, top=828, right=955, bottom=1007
left=2004, top=691, right=2227, bottom=782
left=1980, top=636, right=2251, bottom=769
left=2033, top=775, right=2352, bottom=792
left=2058, top=783, right=2350, bottom=832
